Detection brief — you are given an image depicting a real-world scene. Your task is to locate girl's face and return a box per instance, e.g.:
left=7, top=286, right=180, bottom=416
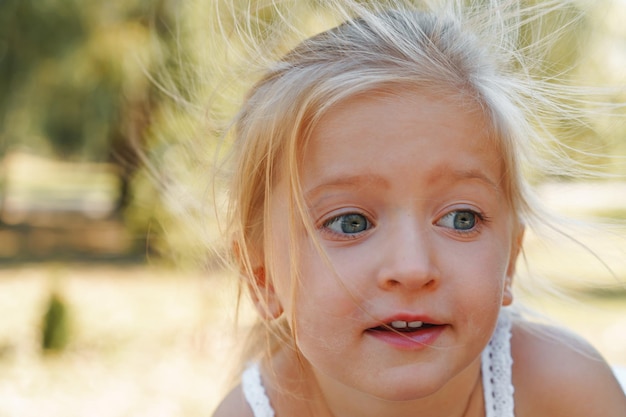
left=263, top=89, right=522, bottom=403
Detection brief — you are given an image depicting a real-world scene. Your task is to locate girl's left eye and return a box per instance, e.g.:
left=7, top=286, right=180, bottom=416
left=323, top=213, right=371, bottom=236
left=436, top=210, right=481, bottom=231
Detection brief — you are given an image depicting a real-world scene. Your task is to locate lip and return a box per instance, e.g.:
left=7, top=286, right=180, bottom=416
left=365, top=313, right=447, bottom=350
left=378, top=313, right=441, bottom=323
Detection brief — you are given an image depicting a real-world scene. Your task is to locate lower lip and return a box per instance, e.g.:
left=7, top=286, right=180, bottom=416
left=366, top=326, right=446, bottom=350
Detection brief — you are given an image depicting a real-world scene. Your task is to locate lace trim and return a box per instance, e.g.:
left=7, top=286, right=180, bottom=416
left=481, top=310, right=515, bottom=417
left=241, top=363, right=275, bottom=417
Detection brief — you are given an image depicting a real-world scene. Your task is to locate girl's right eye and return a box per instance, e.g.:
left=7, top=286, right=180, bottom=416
left=322, top=213, right=371, bottom=237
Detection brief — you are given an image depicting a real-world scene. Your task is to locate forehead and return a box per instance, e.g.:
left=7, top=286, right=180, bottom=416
left=311, top=87, right=491, bottom=139
left=300, top=88, right=502, bottom=187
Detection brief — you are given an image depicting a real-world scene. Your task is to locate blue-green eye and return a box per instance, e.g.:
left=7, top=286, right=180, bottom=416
left=324, top=213, right=370, bottom=235
left=437, top=210, right=478, bottom=231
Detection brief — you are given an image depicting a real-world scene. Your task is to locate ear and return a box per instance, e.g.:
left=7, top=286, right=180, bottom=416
left=247, top=266, right=284, bottom=320
left=233, top=241, right=283, bottom=320
left=503, top=223, right=525, bottom=307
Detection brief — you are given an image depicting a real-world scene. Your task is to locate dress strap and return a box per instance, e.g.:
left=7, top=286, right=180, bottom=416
left=241, top=363, right=275, bottom=417
left=481, top=310, right=515, bottom=417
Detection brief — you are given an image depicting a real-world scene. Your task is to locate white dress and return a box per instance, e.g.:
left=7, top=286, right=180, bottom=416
left=241, top=311, right=515, bottom=417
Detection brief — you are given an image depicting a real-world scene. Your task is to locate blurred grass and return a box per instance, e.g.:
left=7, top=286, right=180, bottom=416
left=0, top=264, right=250, bottom=417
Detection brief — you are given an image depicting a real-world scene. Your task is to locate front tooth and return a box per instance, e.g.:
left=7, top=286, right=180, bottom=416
left=391, top=320, right=408, bottom=329
left=408, top=321, right=423, bottom=328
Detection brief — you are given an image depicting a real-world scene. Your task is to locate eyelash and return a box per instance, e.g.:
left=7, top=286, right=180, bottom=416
left=321, top=212, right=373, bottom=239
left=436, top=209, right=490, bottom=236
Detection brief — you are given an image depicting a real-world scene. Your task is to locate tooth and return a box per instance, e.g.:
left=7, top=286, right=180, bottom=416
left=391, top=320, right=408, bottom=329
left=408, top=321, right=423, bottom=328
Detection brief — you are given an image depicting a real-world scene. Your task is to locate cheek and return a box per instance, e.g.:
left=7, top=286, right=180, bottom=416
left=269, top=240, right=348, bottom=323
left=293, top=248, right=367, bottom=324
left=291, top=277, right=357, bottom=359
left=447, top=239, right=511, bottom=305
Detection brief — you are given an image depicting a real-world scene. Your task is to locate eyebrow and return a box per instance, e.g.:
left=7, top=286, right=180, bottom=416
left=304, top=174, right=390, bottom=201
left=429, top=167, right=500, bottom=190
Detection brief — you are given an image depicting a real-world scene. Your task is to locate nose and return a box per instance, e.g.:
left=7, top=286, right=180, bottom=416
left=376, top=220, right=440, bottom=292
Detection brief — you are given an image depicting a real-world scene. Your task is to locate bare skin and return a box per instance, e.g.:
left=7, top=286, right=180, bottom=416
left=213, top=320, right=626, bottom=417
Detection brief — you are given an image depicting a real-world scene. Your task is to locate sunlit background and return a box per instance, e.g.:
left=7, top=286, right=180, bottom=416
left=0, top=1, right=625, bottom=416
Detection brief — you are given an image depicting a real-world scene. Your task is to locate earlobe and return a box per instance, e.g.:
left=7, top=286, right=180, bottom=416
left=502, top=275, right=514, bottom=306
left=503, top=224, right=525, bottom=307
left=248, top=267, right=284, bottom=320
left=233, top=241, right=283, bottom=320
left=506, top=223, right=525, bottom=277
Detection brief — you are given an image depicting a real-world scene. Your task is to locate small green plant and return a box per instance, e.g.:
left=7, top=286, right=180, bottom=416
left=41, top=291, right=70, bottom=352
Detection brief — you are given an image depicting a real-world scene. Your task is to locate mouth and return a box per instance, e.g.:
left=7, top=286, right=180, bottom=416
left=365, top=318, right=447, bottom=349
left=368, top=320, right=443, bottom=333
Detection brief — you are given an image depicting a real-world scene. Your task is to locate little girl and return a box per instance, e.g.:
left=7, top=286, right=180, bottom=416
left=209, top=1, right=626, bottom=416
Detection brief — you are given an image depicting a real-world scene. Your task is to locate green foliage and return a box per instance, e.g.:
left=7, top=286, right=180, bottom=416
left=41, top=291, right=70, bottom=352
left=0, top=0, right=183, bottom=247
left=0, top=0, right=170, bottom=160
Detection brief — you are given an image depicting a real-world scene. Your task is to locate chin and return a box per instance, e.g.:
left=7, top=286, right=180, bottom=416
left=365, top=375, right=446, bottom=402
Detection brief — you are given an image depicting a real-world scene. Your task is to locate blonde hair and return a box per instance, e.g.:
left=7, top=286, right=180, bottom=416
left=211, top=0, right=619, bottom=374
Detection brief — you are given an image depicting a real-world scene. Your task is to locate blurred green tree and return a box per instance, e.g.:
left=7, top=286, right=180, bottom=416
left=0, top=0, right=177, bottom=214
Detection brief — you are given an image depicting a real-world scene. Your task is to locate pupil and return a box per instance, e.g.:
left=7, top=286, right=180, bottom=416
left=341, top=214, right=367, bottom=233
left=454, top=212, right=475, bottom=230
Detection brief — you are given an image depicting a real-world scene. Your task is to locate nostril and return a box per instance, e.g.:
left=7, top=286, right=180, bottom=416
left=424, top=278, right=436, bottom=288
left=381, top=278, right=403, bottom=290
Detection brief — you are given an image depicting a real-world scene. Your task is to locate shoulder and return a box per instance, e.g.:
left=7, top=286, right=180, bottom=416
left=212, top=385, right=254, bottom=417
left=510, top=319, right=626, bottom=417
